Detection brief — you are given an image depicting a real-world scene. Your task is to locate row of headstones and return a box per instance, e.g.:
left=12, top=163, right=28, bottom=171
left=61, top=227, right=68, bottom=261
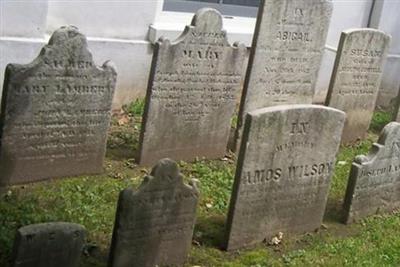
left=3, top=1, right=399, bottom=266
left=10, top=112, right=400, bottom=266
left=0, top=1, right=394, bottom=187
left=138, top=1, right=392, bottom=165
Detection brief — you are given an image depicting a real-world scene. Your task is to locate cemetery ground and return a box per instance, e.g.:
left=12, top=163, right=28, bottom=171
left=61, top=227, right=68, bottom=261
left=0, top=101, right=399, bottom=267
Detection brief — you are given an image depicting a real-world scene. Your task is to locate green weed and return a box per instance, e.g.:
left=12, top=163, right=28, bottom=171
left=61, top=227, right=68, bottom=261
left=123, top=98, right=145, bottom=117
left=370, top=111, right=391, bottom=133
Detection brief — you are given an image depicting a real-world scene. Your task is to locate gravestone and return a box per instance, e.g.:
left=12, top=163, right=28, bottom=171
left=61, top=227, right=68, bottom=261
left=343, top=122, right=400, bottom=223
left=108, top=158, right=199, bottom=267
left=393, top=86, right=400, bottom=122
left=325, top=29, right=391, bottom=143
left=234, top=0, right=333, bottom=150
left=11, top=222, right=86, bottom=267
left=0, top=26, right=116, bottom=186
left=225, top=105, right=345, bottom=251
left=138, top=8, right=247, bottom=165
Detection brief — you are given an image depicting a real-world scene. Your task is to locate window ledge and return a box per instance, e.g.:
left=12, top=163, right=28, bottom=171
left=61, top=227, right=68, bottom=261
left=148, top=11, right=256, bottom=47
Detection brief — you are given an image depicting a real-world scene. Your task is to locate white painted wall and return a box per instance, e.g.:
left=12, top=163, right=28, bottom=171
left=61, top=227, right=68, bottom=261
left=47, top=0, right=162, bottom=40
left=0, top=0, right=399, bottom=109
left=314, top=0, right=374, bottom=103
left=0, top=0, right=48, bottom=38
left=370, top=0, right=400, bottom=108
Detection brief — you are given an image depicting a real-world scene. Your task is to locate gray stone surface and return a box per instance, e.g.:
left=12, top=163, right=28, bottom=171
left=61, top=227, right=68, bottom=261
left=343, top=122, right=400, bottom=224
left=11, top=222, right=86, bottom=267
left=108, top=158, right=199, bottom=267
left=234, top=0, right=333, bottom=150
left=0, top=26, right=116, bottom=186
left=393, top=86, right=400, bottom=122
left=138, top=8, right=246, bottom=166
left=325, top=29, right=391, bottom=143
left=225, top=105, right=345, bottom=251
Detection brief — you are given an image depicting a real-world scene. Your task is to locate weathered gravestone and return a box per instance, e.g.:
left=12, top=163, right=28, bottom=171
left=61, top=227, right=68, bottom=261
left=393, top=86, right=400, bottom=122
left=108, top=158, right=199, bottom=267
left=138, top=8, right=247, bottom=166
left=343, top=122, right=400, bottom=224
left=11, top=222, right=86, bottom=267
left=325, top=29, right=391, bottom=143
left=234, top=0, right=333, bottom=150
left=225, top=105, right=345, bottom=250
left=0, top=26, right=116, bottom=186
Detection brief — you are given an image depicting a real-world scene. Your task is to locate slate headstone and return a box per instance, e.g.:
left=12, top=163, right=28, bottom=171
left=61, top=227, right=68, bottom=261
left=11, top=222, right=86, bottom=267
left=225, top=105, right=345, bottom=251
left=343, top=122, right=400, bottom=223
left=138, top=8, right=247, bottom=165
left=0, top=26, right=116, bottom=186
left=108, top=158, right=199, bottom=267
left=234, top=0, right=333, bottom=150
left=325, top=29, right=391, bottom=143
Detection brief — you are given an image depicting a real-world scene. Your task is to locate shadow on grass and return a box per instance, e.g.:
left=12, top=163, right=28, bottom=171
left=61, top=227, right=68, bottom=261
left=106, top=120, right=139, bottom=161
left=194, top=215, right=226, bottom=249
left=106, top=147, right=137, bottom=162
left=81, top=246, right=109, bottom=267
left=324, top=198, right=346, bottom=224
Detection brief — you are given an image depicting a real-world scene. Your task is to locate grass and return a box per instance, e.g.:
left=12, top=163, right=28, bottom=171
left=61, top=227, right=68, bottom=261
left=369, top=111, right=392, bottom=133
left=123, top=98, right=145, bottom=117
left=0, top=106, right=399, bottom=266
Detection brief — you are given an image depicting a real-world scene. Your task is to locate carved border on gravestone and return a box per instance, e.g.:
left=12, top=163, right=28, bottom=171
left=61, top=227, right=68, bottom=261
left=343, top=122, right=400, bottom=224
left=108, top=158, right=199, bottom=267
left=138, top=8, right=247, bottom=166
left=0, top=26, right=117, bottom=186
left=233, top=0, right=333, bottom=151
left=325, top=28, right=391, bottom=144
left=11, top=222, right=86, bottom=267
left=225, top=105, right=345, bottom=251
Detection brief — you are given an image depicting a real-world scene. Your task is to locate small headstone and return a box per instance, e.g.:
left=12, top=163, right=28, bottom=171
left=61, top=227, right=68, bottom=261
left=11, top=222, right=86, bottom=267
left=138, top=8, right=247, bottom=165
left=234, top=0, right=333, bottom=149
left=0, top=26, right=116, bottom=185
left=343, top=122, right=400, bottom=223
left=325, top=29, right=391, bottom=143
left=108, top=158, right=199, bottom=267
left=225, top=105, right=345, bottom=251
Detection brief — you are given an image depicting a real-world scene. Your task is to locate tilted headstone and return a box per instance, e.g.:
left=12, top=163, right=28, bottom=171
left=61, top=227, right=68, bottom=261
left=393, top=86, right=400, bottom=122
left=0, top=26, right=116, bottom=186
left=11, top=222, right=86, bottom=267
left=234, top=0, right=333, bottom=150
left=108, top=158, right=199, bottom=267
left=325, top=29, right=391, bottom=143
left=343, top=122, right=400, bottom=223
left=138, top=8, right=246, bottom=165
left=225, top=105, right=345, bottom=251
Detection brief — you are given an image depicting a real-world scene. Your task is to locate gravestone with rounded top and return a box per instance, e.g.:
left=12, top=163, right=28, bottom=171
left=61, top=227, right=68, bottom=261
left=325, top=29, right=391, bottom=143
left=343, top=122, right=400, bottom=223
left=108, top=158, right=199, bottom=267
left=234, top=0, right=333, bottom=150
left=138, top=8, right=247, bottom=166
left=11, top=222, right=86, bottom=267
left=225, top=105, right=345, bottom=251
left=0, top=26, right=116, bottom=186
